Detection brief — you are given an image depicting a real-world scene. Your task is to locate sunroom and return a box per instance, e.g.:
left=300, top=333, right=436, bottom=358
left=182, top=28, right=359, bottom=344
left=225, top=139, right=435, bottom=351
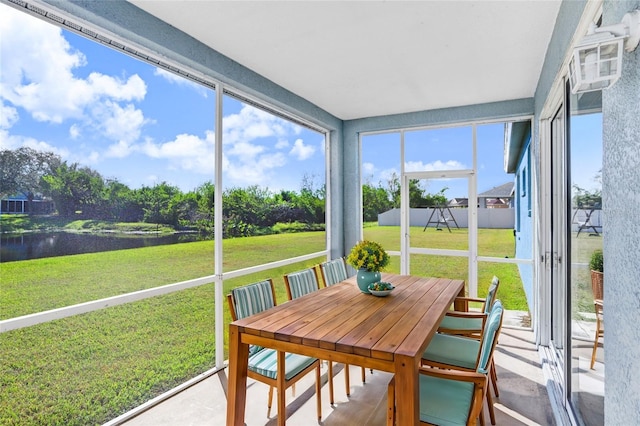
left=1, top=0, right=639, bottom=425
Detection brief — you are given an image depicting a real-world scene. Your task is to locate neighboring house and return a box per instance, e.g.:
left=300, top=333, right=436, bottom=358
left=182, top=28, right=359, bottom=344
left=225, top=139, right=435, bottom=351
left=448, top=197, right=468, bottom=207
left=478, top=182, right=514, bottom=208
left=447, top=183, right=514, bottom=209
left=0, top=192, right=54, bottom=215
left=506, top=121, right=534, bottom=312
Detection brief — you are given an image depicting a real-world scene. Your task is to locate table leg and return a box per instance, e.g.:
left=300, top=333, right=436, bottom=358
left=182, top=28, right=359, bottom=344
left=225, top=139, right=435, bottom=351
left=226, top=324, right=249, bottom=426
left=394, top=354, right=420, bottom=425
left=277, top=351, right=286, bottom=426
left=453, top=283, right=466, bottom=312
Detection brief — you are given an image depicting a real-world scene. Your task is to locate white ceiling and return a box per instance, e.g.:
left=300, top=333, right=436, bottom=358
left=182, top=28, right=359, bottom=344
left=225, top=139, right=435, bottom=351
left=130, top=1, right=562, bottom=120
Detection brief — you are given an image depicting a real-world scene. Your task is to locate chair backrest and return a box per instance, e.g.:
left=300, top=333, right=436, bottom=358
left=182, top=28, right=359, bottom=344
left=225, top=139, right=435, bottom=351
left=228, top=279, right=276, bottom=321
left=483, top=276, right=500, bottom=314
left=319, top=258, right=348, bottom=287
left=476, top=299, right=503, bottom=374
left=284, top=268, right=320, bottom=300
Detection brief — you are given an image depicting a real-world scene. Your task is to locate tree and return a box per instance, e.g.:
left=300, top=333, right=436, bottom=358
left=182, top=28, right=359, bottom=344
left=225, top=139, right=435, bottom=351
left=387, top=172, right=401, bottom=208
left=102, top=179, right=140, bottom=222
left=573, top=170, right=602, bottom=207
left=386, top=173, right=438, bottom=208
left=191, top=181, right=215, bottom=234
left=41, top=162, right=105, bottom=218
left=422, top=187, right=449, bottom=207
left=0, top=147, right=61, bottom=211
left=136, top=182, right=181, bottom=226
left=298, top=173, right=325, bottom=223
left=362, top=181, right=392, bottom=222
left=222, top=186, right=272, bottom=237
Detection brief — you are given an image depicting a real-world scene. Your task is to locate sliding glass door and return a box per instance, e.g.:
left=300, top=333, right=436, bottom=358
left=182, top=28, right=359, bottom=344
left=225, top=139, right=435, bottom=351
left=569, top=91, right=604, bottom=426
left=545, top=83, right=605, bottom=425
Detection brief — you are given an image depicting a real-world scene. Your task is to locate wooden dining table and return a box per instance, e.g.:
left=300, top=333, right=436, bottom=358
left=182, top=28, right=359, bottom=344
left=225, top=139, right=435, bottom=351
left=226, top=273, right=465, bottom=425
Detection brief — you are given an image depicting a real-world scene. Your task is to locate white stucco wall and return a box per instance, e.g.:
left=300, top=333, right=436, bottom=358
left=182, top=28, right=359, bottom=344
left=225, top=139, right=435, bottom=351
left=603, top=1, right=640, bottom=423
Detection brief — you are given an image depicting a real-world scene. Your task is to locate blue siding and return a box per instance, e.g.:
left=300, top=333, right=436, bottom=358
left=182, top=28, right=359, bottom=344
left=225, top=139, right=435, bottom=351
left=513, top=140, right=533, bottom=311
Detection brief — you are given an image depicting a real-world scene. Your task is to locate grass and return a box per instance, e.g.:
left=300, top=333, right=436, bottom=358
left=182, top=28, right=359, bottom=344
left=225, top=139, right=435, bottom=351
left=1, top=214, right=178, bottom=234
left=364, top=227, right=529, bottom=311
left=570, top=232, right=603, bottom=318
left=1, top=226, right=526, bottom=424
left=1, top=232, right=326, bottom=318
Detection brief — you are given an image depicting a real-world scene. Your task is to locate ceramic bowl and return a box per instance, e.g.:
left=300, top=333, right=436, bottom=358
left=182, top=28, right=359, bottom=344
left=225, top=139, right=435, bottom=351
left=368, top=282, right=395, bottom=297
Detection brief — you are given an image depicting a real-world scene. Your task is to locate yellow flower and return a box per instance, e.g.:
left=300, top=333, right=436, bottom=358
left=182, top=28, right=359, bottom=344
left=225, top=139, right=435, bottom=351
left=346, top=240, right=390, bottom=272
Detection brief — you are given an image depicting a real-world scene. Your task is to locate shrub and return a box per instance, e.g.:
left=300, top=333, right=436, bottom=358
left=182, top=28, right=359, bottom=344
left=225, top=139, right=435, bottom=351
left=589, top=249, right=603, bottom=272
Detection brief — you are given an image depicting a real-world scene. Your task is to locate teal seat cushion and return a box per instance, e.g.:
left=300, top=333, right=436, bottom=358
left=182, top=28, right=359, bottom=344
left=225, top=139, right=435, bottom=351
left=423, top=333, right=480, bottom=370
left=439, top=315, right=483, bottom=332
left=248, top=348, right=317, bottom=380
left=477, top=300, right=503, bottom=374
left=483, top=278, right=499, bottom=313
left=419, top=373, right=474, bottom=426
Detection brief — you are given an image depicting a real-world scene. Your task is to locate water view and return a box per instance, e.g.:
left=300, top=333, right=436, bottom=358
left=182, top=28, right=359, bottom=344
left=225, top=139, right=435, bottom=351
left=0, top=232, right=206, bottom=262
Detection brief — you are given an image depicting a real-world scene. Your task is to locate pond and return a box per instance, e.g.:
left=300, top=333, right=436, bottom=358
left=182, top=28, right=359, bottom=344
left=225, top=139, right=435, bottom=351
left=0, top=232, right=208, bottom=262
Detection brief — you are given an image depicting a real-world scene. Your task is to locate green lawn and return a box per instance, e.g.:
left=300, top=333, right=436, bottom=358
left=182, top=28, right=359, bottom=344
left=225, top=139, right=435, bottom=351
left=0, top=227, right=527, bottom=425
left=364, top=226, right=529, bottom=311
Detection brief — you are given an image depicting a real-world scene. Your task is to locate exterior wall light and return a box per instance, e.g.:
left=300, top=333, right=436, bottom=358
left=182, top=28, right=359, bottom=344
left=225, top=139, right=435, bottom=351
left=569, top=9, right=640, bottom=94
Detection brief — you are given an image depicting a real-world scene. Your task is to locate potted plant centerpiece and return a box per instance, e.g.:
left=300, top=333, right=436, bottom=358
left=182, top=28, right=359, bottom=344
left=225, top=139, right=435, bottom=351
left=589, top=249, right=604, bottom=301
left=347, top=240, right=390, bottom=293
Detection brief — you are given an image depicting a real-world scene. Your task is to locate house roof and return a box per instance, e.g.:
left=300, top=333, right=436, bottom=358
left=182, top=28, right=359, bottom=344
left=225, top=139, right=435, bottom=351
left=478, top=182, right=514, bottom=198
left=487, top=198, right=506, bottom=205
left=505, top=120, right=532, bottom=173
left=129, top=1, right=562, bottom=120
left=449, top=198, right=468, bottom=206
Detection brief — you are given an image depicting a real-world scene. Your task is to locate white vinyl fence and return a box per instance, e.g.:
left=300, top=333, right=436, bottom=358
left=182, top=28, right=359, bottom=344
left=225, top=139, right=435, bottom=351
left=378, top=207, right=515, bottom=229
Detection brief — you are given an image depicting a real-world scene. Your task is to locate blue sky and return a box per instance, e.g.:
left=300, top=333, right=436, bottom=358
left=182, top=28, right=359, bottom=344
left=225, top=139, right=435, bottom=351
left=362, top=124, right=514, bottom=199
left=0, top=5, right=324, bottom=194
left=1, top=4, right=601, bottom=199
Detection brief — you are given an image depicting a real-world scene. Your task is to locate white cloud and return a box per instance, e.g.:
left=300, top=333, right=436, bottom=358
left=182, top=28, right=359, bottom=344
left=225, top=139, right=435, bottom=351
left=106, top=140, right=134, bottom=158
left=289, top=138, right=315, bottom=160
left=85, top=151, right=100, bottom=164
left=139, top=130, right=215, bottom=175
left=0, top=5, right=148, bottom=148
left=227, top=141, right=265, bottom=158
left=404, top=160, right=466, bottom=172
left=225, top=152, right=287, bottom=186
left=275, top=139, right=289, bottom=149
left=154, top=68, right=209, bottom=97
left=92, top=101, right=148, bottom=147
left=216, top=105, right=314, bottom=186
left=379, top=168, right=399, bottom=184
left=69, top=124, right=81, bottom=139
left=86, top=72, right=146, bottom=102
left=0, top=129, right=69, bottom=158
left=362, top=162, right=376, bottom=176
left=0, top=101, right=18, bottom=129
left=223, top=105, right=301, bottom=146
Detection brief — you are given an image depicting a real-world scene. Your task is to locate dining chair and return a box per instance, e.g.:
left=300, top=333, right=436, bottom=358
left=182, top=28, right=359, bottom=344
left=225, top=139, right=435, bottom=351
left=284, top=267, right=347, bottom=405
left=438, top=276, right=501, bottom=399
left=318, top=258, right=370, bottom=387
left=438, top=276, right=500, bottom=337
left=590, top=299, right=604, bottom=369
left=387, top=300, right=504, bottom=426
left=421, top=299, right=503, bottom=424
left=227, top=279, right=322, bottom=423
left=318, top=257, right=349, bottom=288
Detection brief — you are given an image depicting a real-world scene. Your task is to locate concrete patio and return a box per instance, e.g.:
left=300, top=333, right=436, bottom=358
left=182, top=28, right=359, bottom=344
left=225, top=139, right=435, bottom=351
left=120, top=315, right=563, bottom=426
